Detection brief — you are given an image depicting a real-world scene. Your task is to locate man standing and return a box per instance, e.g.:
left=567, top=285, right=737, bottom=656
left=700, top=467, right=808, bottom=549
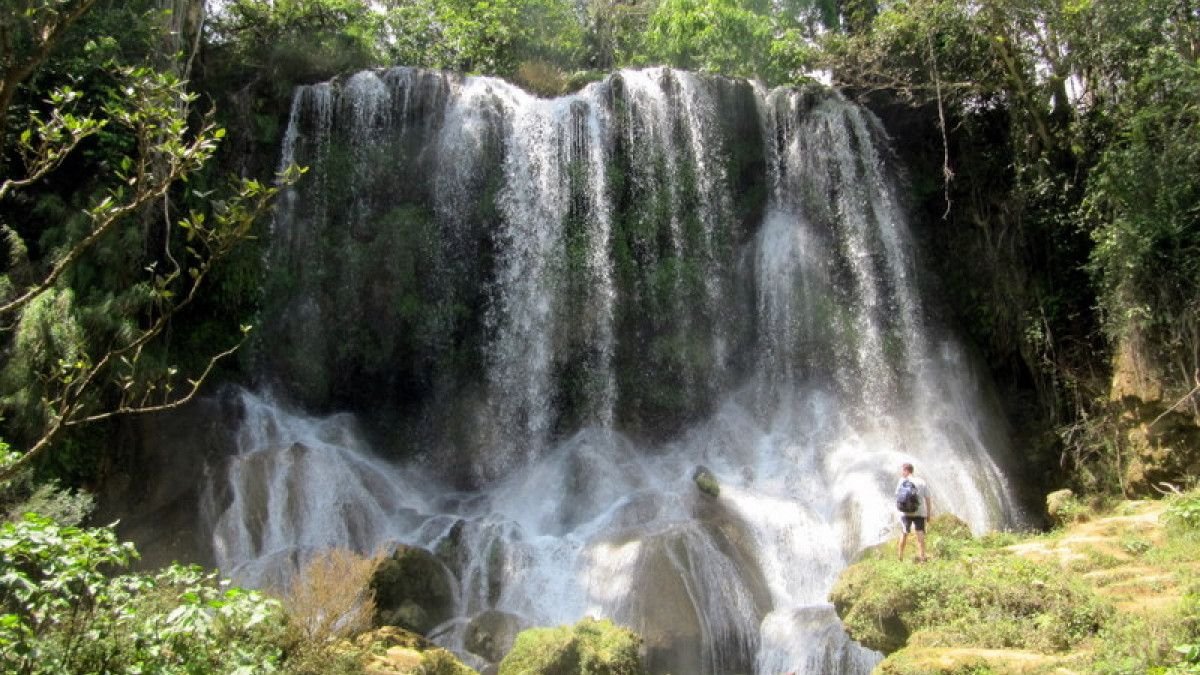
left=896, top=462, right=933, bottom=562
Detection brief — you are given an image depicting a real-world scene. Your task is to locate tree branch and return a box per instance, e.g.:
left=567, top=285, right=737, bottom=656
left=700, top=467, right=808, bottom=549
left=0, top=115, right=218, bottom=318
left=0, top=0, right=100, bottom=152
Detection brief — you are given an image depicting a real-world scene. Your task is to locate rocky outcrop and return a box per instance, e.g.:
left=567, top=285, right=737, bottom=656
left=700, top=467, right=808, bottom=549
left=602, top=491, right=772, bottom=674
left=1045, top=488, right=1082, bottom=526
left=1122, top=409, right=1200, bottom=494
left=832, top=501, right=1186, bottom=673
left=95, top=389, right=245, bottom=570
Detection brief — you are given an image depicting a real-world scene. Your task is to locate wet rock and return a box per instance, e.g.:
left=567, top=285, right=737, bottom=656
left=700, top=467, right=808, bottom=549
left=465, top=609, right=523, bottom=663
left=372, top=544, right=456, bottom=635
left=95, top=389, right=245, bottom=570
left=435, top=519, right=468, bottom=572
left=604, top=495, right=773, bottom=675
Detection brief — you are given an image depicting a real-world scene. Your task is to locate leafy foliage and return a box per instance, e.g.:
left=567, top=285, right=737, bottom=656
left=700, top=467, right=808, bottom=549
left=0, top=514, right=287, bottom=674
left=1164, top=489, right=1200, bottom=533
left=0, top=0, right=302, bottom=482
left=1085, top=45, right=1200, bottom=382
left=0, top=443, right=93, bottom=525
left=638, top=0, right=774, bottom=80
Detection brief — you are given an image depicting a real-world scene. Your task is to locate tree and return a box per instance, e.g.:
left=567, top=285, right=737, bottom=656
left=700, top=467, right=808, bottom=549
left=639, top=0, right=776, bottom=79
left=379, top=0, right=587, bottom=79
left=0, top=1, right=296, bottom=482
left=809, top=0, right=1200, bottom=493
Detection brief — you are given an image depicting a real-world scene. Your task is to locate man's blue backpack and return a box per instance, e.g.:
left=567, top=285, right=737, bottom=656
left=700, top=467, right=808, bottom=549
left=896, top=479, right=920, bottom=513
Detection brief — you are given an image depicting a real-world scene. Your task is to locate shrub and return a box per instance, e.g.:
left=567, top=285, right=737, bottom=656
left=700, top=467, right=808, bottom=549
left=281, top=547, right=382, bottom=644
left=0, top=514, right=292, bottom=674
left=498, top=617, right=645, bottom=675
left=0, top=445, right=94, bottom=526
left=1165, top=490, right=1200, bottom=532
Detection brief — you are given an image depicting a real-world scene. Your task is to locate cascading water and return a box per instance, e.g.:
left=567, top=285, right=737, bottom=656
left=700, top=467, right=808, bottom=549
left=203, top=67, right=1026, bottom=674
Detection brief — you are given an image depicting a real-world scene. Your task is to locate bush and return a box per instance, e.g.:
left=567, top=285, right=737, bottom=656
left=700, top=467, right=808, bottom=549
left=498, top=617, right=645, bottom=675
left=281, top=547, right=382, bottom=644
left=0, top=445, right=94, bottom=526
left=0, top=514, right=294, bottom=674
left=1165, top=490, right=1200, bottom=532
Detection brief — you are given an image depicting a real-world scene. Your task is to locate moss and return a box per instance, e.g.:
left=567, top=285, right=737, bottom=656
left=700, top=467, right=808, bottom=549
left=355, top=626, right=478, bottom=674
left=691, top=465, right=721, bottom=498
left=371, top=546, right=455, bottom=635
left=498, top=617, right=645, bottom=675
left=831, top=521, right=1110, bottom=656
left=833, top=499, right=1200, bottom=673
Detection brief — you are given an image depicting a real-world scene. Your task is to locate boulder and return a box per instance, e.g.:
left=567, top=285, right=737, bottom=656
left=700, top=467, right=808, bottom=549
left=357, top=626, right=478, bottom=675
left=497, top=617, right=645, bottom=675
left=602, top=493, right=772, bottom=675
left=372, top=544, right=457, bottom=635
left=465, top=609, right=524, bottom=663
left=95, top=389, right=245, bottom=570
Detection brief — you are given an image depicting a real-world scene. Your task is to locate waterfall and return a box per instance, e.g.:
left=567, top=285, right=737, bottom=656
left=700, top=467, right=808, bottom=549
left=198, top=67, right=1027, bottom=674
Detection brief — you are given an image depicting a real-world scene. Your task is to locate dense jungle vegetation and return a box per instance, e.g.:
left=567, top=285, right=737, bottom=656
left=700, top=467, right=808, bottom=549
left=0, top=0, right=1198, bottom=672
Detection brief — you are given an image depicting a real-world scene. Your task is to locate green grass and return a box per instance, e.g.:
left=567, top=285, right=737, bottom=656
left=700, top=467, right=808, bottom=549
left=831, top=497, right=1200, bottom=674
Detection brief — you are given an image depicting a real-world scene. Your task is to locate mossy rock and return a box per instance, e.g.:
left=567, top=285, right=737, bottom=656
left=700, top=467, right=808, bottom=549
left=875, top=645, right=1085, bottom=674
left=828, top=561, right=916, bottom=654
left=372, top=545, right=456, bottom=634
left=831, top=539, right=1109, bottom=657
left=928, top=513, right=972, bottom=539
left=465, top=609, right=523, bottom=663
left=497, top=617, right=645, bottom=675
left=692, top=465, right=720, bottom=498
left=357, top=626, right=479, bottom=675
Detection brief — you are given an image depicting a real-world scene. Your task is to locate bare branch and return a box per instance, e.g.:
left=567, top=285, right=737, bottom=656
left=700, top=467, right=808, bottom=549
left=68, top=338, right=246, bottom=427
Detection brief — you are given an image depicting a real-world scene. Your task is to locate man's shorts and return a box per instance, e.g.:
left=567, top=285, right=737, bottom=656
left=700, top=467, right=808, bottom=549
left=901, top=515, right=926, bottom=533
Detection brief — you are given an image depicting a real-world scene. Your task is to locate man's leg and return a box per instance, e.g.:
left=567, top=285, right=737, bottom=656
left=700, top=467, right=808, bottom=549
left=898, top=518, right=909, bottom=560
left=915, top=518, right=928, bottom=561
